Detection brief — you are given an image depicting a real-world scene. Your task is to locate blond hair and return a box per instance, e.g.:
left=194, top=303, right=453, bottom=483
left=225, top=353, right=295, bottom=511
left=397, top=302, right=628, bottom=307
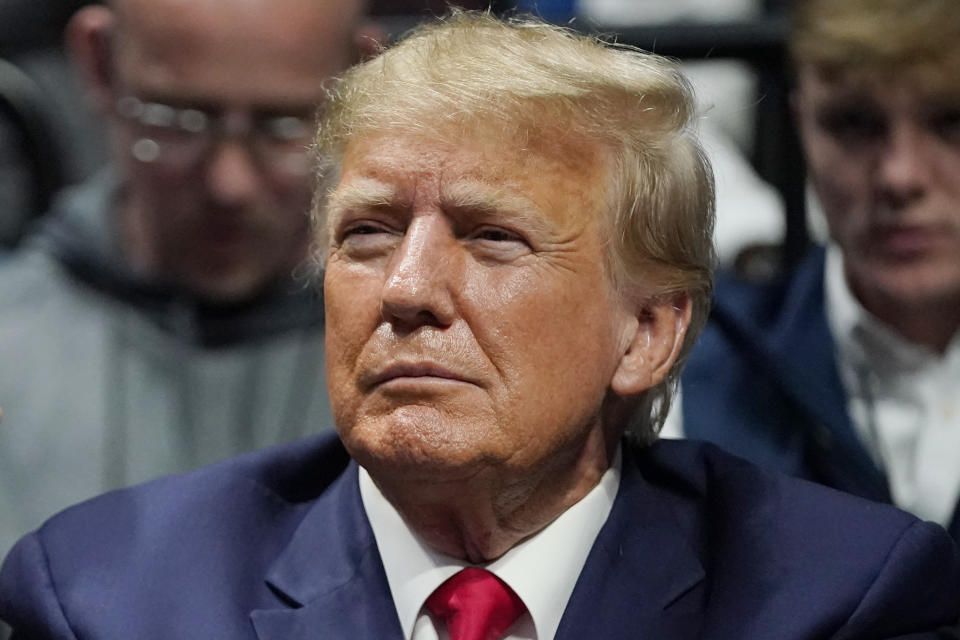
left=791, top=0, right=960, bottom=86
left=313, top=11, right=715, bottom=440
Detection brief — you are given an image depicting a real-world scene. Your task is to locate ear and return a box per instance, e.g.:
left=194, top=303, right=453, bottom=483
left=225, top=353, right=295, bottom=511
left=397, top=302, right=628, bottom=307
left=354, top=21, right=386, bottom=63
left=610, top=293, right=692, bottom=397
left=65, top=5, right=117, bottom=116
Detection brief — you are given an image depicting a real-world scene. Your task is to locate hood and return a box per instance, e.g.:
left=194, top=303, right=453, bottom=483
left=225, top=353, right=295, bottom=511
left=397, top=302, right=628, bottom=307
left=28, top=171, right=324, bottom=348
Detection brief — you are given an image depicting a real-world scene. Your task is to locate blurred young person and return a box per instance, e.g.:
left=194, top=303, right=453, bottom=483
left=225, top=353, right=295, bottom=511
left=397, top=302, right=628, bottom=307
left=676, top=0, right=960, bottom=541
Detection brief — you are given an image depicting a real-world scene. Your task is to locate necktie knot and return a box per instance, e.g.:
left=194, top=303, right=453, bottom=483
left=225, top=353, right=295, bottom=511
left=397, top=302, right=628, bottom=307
left=425, top=568, right=527, bottom=640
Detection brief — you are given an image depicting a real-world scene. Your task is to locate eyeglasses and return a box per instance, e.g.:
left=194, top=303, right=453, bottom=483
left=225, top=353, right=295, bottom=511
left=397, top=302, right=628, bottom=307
left=115, top=96, right=315, bottom=177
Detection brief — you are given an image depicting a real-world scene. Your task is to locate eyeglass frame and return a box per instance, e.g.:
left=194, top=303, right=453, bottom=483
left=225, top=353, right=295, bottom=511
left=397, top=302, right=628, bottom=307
left=113, top=95, right=317, bottom=177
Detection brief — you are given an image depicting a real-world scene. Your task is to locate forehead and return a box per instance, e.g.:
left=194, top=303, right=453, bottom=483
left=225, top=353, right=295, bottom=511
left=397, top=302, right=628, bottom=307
left=114, top=0, right=356, bottom=103
left=798, top=64, right=960, bottom=108
left=331, top=133, right=608, bottom=229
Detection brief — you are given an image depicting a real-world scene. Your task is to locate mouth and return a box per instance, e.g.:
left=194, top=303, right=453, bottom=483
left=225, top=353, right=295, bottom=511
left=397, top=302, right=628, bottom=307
left=869, top=224, right=948, bottom=258
left=365, top=363, right=480, bottom=390
left=201, top=220, right=249, bottom=247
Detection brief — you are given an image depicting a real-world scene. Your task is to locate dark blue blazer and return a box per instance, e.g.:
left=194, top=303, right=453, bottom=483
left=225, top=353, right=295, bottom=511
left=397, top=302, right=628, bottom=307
left=2, top=431, right=959, bottom=639
left=682, top=246, right=960, bottom=541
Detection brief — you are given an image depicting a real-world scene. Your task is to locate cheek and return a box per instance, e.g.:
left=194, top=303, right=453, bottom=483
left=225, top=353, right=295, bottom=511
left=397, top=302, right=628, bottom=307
left=128, top=167, right=205, bottom=226
left=807, top=144, right=873, bottom=238
left=465, top=268, right=576, bottom=357
left=468, top=264, right=621, bottom=401
left=271, top=177, right=314, bottom=212
left=267, top=203, right=312, bottom=239
left=122, top=146, right=194, bottom=185
left=930, top=150, right=960, bottom=214
left=324, top=262, right=383, bottom=373
left=817, top=174, right=858, bottom=233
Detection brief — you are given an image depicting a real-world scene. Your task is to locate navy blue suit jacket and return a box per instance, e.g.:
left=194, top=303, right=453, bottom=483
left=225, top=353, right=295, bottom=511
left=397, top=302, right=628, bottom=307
left=681, top=246, right=960, bottom=541
left=2, top=431, right=959, bottom=639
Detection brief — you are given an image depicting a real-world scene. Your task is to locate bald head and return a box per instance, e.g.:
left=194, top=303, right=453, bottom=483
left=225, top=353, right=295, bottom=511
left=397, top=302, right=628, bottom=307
left=110, top=0, right=368, bottom=103
left=66, top=0, right=376, bottom=302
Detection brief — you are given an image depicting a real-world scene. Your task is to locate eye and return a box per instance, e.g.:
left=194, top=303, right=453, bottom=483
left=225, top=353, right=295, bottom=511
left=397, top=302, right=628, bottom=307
left=816, top=105, right=886, bottom=144
left=467, top=225, right=532, bottom=262
left=333, top=219, right=400, bottom=259
left=474, top=227, right=523, bottom=243
left=469, top=225, right=530, bottom=248
left=928, top=106, right=960, bottom=144
left=257, top=115, right=312, bottom=144
left=343, top=222, right=387, bottom=237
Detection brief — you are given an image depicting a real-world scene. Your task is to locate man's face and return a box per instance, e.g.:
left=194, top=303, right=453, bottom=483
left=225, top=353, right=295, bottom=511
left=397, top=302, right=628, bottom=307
left=796, top=65, right=960, bottom=312
left=109, top=0, right=357, bottom=302
left=323, top=133, right=638, bottom=482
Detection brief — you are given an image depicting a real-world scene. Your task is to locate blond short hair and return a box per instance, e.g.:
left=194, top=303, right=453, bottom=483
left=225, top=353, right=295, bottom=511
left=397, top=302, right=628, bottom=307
left=791, top=0, right=960, bottom=86
left=313, top=11, right=715, bottom=440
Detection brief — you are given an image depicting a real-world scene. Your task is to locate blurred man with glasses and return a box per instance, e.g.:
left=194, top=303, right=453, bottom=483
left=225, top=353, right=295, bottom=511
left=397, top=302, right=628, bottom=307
left=0, top=0, right=378, bottom=558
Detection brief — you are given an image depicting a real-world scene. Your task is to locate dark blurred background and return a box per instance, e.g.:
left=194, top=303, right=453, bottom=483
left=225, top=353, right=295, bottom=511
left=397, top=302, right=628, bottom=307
left=0, top=0, right=806, bottom=269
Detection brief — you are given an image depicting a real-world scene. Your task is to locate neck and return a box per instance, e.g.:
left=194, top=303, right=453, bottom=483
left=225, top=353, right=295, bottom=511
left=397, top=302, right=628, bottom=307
left=370, top=427, right=618, bottom=563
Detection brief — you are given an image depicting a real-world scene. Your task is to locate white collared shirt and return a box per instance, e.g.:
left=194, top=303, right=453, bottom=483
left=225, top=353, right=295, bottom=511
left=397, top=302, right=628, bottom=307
left=825, top=245, right=960, bottom=525
left=358, top=449, right=621, bottom=640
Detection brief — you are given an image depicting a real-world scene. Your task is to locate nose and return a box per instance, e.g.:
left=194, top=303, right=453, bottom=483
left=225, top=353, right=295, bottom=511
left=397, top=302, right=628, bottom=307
left=876, top=124, right=929, bottom=210
left=380, top=214, right=458, bottom=332
left=205, top=140, right=263, bottom=208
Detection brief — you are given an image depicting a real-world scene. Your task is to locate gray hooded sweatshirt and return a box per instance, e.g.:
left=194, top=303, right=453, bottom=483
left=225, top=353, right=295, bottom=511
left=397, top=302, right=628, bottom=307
left=0, top=173, right=332, bottom=557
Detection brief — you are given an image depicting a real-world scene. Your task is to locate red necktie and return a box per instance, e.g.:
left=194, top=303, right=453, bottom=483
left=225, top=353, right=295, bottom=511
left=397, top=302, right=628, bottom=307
left=425, top=568, right=527, bottom=640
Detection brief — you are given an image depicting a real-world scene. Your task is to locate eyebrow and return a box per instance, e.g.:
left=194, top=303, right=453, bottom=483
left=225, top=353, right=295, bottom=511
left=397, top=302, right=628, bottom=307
left=325, top=179, right=406, bottom=227
left=439, top=180, right=549, bottom=234
left=325, top=177, right=551, bottom=235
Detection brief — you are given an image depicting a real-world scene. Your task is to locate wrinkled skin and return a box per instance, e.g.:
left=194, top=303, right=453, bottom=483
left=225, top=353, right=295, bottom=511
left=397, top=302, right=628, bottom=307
left=323, top=133, right=688, bottom=560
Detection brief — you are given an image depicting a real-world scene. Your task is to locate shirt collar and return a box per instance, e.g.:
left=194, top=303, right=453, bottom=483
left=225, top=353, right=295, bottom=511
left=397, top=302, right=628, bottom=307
left=359, top=448, right=621, bottom=640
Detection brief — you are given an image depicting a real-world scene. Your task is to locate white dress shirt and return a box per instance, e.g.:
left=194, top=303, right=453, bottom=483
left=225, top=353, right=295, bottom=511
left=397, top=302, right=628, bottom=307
left=826, top=245, right=960, bottom=525
left=358, top=449, right=621, bottom=640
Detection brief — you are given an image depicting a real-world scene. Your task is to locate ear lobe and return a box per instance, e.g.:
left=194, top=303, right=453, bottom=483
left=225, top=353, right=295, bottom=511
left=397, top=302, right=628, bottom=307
left=610, top=293, right=692, bottom=397
left=66, top=5, right=116, bottom=115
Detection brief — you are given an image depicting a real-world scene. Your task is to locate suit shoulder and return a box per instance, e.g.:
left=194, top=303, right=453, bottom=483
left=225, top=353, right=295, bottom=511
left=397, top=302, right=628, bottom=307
left=635, top=438, right=952, bottom=566
left=0, top=434, right=353, bottom=637
left=632, top=439, right=960, bottom=634
left=0, top=432, right=351, bottom=635
left=641, top=437, right=917, bottom=532
left=18, top=432, right=347, bottom=569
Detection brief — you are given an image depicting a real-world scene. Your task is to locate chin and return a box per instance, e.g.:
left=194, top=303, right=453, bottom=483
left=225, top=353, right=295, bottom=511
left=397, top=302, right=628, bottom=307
left=867, top=261, right=960, bottom=305
left=340, top=408, right=500, bottom=481
left=186, top=270, right=271, bottom=304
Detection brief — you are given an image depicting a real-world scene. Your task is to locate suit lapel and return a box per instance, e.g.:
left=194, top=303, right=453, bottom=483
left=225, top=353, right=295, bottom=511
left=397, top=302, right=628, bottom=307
left=713, top=250, right=889, bottom=502
left=761, top=253, right=889, bottom=502
left=250, top=462, right=404, bottom=640
left=555, top=443, right=705, bottom=640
